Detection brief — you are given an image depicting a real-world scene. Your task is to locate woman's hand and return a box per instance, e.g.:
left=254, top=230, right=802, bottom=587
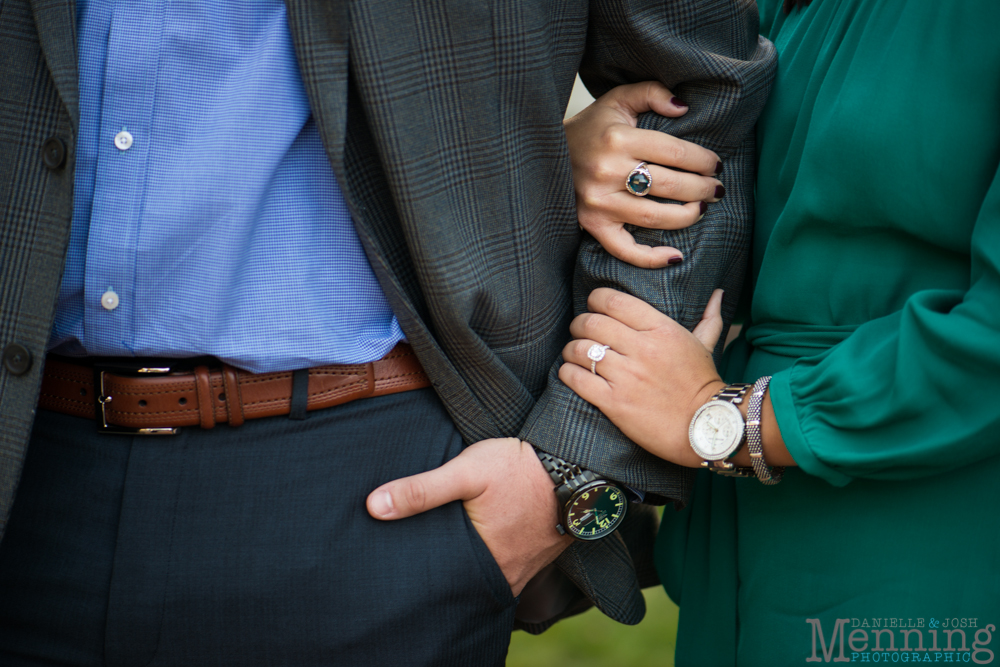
left=564, top=81, right=725, bottom=269
left=559, top=287, right=727, bottom=467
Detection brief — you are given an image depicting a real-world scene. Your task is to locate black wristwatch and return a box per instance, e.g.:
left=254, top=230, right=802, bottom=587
left=535, top=450, right=627, bottom=541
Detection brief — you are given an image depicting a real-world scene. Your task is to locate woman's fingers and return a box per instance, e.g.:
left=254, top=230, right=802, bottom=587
left=582, top=220, right=687, bottom=269
left=585, top=288, right=675, bottom=333
left=564, top=80, right=726, bottom=269
left=607, top=193, right=706, bottom=229
left=646, top=164, right=724, bottom=202
left=622, top=127, right=722, bottom=178
left=588, top=127, right=723, bottom=202
left=692, top=288, right=725, bottom=352
left=579, top=193, right=703, bottom=262
left=600, top=81, right=689, bottom=121
left=561, top=338, right=625, bottom=378
left=577, top=181, right=712, bottom=267
left=573, top=288, right=723, bottom=345
left=558, top=356, right=614, bottom=412
left=580, top=190, right=705, bottom=230
left=567, top=310, right=639, bottom=355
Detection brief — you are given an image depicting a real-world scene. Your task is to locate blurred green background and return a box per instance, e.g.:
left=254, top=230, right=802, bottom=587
left=507, top=586, right=678, bottom=667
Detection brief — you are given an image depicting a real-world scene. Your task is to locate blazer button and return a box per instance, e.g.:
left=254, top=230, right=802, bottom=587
left=41, top=137, right=67, bottom=170
left=2, top=343, right=33, bottom=376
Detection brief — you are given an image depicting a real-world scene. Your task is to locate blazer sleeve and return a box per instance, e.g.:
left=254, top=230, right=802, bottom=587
left=518, top=0, right=776, bottom=503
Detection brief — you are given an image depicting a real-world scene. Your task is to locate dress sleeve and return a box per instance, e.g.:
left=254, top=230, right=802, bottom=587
left=771, top=165, right=1000, bottom=486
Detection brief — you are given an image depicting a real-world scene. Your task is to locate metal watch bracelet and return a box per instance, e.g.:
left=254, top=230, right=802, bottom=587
left=536, top=450, right=595, bottom=490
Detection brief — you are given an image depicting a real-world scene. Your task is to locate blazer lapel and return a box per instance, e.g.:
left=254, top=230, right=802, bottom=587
left=283, top=0, right=350, bottom=173
left=28, top=0, right=79, bottom=126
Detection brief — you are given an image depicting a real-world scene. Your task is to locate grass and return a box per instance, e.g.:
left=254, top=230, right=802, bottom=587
left=506, top=586, right=678, bottom=667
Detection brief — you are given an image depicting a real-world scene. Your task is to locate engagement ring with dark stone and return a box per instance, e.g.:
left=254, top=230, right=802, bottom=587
left=626, top=162, right=652, bottom=197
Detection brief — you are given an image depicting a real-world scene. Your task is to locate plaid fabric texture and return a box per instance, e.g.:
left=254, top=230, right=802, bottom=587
left=0, top=0, right=79, bottom=547
left=0, top=0, right=775, bottom=628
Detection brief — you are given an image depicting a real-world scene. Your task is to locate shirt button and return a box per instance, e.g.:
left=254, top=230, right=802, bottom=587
left=114, top=130, right=133, bottom=151
left=101, top=290, right=120, bottom=310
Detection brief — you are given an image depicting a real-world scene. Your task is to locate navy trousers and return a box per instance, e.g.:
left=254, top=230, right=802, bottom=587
left=0, top=388, right=516, bottom=666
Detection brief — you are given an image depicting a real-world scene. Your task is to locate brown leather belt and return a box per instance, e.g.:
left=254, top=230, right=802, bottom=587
left=38, top=343, right=431, bottom=434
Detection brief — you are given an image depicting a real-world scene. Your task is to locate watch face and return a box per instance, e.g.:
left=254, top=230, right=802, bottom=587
left=690, top=401, right=744, bottom=460
left=564, top=481, right=627, bottom=541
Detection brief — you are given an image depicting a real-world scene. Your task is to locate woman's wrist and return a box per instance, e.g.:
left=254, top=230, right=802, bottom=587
left=729, top=387, right=795, bottom=468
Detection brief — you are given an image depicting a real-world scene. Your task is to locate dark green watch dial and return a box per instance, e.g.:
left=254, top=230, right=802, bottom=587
left=564, top=480, right=627, bottom=541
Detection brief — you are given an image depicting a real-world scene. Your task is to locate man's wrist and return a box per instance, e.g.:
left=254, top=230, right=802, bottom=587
left=532, top=446, right=628, bottom=541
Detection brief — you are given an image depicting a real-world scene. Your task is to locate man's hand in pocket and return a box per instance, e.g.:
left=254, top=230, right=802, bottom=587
left=367, top=438, right=571, bottom=596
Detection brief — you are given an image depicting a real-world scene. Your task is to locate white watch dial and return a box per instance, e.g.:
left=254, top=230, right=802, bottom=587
left=689, top=401, right=745, bottom=460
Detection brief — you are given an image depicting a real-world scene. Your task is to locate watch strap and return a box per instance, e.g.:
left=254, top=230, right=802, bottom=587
left=712, top=382, right=754, bottom=405
left=535, top=450, right=600, bottom=502
left=703, top=458, right=755, bottom=477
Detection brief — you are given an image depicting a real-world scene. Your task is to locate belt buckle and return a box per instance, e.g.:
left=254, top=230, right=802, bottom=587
left=93, top=362, right=179, bottom=435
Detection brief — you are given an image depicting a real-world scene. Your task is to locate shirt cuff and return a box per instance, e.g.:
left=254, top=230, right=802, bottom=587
left=769, top=369, right=853, bottom=487
left=623, top=485, right=646, bottom=504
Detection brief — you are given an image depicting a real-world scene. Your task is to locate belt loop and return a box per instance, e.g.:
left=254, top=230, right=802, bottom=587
left=194, top=365, right=216, bottom=429
left=288, top=368, right=310, bottom=421
left=364, top=362, right=375, bottom=397
left=223, top=365, right=245, bottom=427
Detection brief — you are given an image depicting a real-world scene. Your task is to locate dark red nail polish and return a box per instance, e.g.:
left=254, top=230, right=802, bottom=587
left=699, top=201, right=708, bottom=214
left=715, top=184, right=726, bottom=199
left=715, top=161, right=724, bottom=175
left=668, top=256, right=683, bottom=265
left=671, top=97, right=688, bottom=108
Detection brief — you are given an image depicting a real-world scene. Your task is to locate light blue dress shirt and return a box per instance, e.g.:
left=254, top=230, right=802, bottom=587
left=49, top=0, right=404, bottom=373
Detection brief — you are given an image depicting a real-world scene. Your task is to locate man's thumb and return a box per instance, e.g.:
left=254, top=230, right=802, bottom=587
left=366, top=458, right=482, bottom=521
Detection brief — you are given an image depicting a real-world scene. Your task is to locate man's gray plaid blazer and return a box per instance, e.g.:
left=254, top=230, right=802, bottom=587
left=0, top=0, right=774, bottom=630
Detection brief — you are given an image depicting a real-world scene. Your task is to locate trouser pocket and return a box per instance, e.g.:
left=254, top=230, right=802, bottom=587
left=107, top=389, right=517, bottom=667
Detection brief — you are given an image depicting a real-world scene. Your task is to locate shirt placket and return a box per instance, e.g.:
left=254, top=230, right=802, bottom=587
left=83, top=0, right=164, bottom=355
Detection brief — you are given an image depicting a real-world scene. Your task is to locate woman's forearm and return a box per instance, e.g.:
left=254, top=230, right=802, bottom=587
left=729, top=389, right=796, bottom=469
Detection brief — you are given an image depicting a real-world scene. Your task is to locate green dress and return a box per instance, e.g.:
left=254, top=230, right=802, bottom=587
left=657, top=0, right=1000, bottom=664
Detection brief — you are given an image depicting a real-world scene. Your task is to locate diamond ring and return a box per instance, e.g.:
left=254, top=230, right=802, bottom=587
left=587, top=344, right=611, bottom=374
left=626, top=162, right=652, bottom=197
